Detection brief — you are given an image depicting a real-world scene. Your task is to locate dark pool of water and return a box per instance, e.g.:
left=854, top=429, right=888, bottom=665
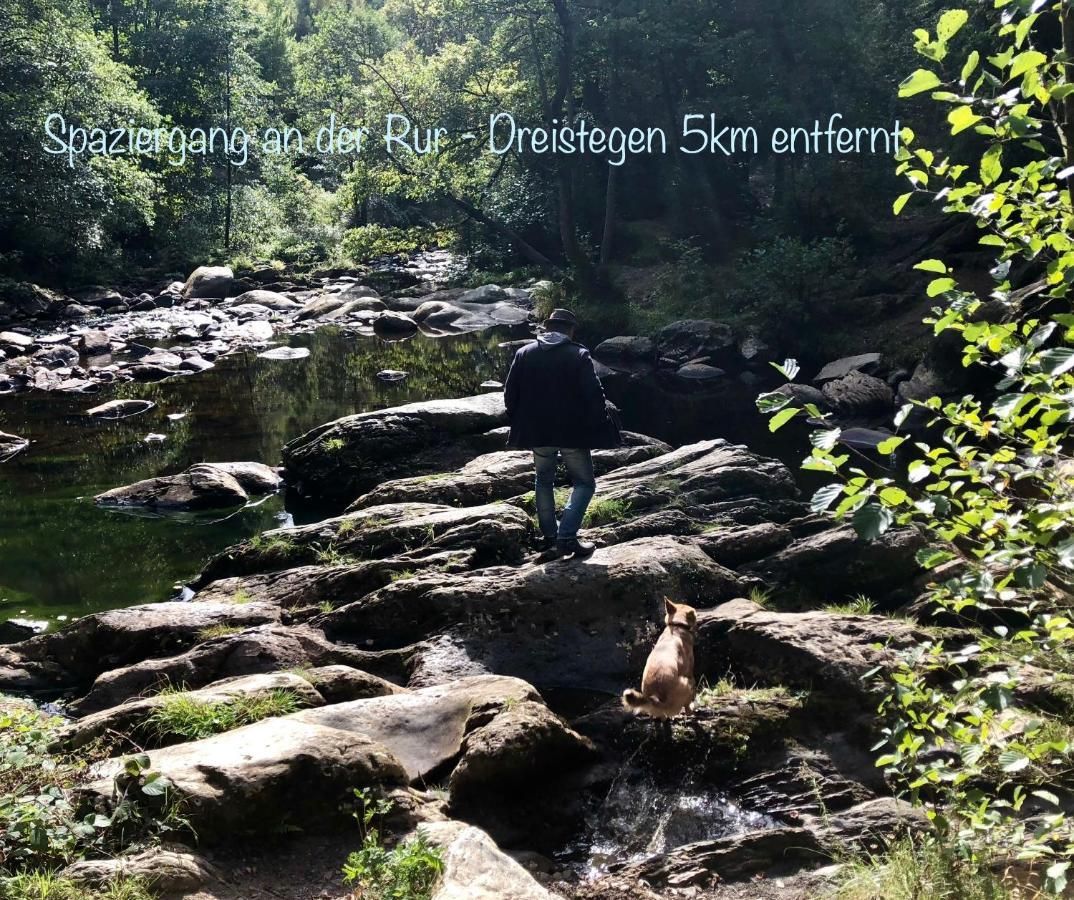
left=0, top=326, right=518, bottom=629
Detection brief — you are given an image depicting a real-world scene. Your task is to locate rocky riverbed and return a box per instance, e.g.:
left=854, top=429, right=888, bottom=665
left=0, top=379, right=938, bottom=898
left=0, top=253, right=962, bottom=898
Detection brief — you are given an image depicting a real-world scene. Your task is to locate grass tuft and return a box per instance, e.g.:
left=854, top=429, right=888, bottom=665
left=146, top=689, right=305, bottom=741
left=834, top=834, right=1013, bottom=900
left=197, top=624, right=244, bottom=641
left=824, top=595, right=876, bottom=615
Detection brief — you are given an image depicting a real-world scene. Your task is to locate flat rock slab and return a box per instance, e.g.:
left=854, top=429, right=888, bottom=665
left=89, top=717, right=407, bottom=842
left=198, top=501, right=529, bottom=584
left=321, top=536, right=746, bottom=694
left=54, top=671, right=325, bottom=751
left=814, top=352, right=882, bottom=382
left=348, top=435, right=671, bottom=510
left=291, top=675, right=539, bottom=782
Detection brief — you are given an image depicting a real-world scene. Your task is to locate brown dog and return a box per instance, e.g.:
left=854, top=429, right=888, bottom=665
left=622, top=598, right=697, bottom=718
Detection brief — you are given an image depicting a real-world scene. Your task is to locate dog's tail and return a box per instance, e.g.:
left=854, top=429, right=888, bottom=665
left=622, top=688, right=655, bottom=712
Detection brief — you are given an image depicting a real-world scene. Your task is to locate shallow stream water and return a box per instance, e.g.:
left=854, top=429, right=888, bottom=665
left=0, top=326, right=516, bottom=628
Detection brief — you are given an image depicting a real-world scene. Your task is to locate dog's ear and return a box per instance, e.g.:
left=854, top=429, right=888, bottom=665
left=664, top=597, right=677, bottom=617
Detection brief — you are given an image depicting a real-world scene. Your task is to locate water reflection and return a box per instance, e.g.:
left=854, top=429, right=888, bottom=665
left=0, top=327, right=517, bottom=627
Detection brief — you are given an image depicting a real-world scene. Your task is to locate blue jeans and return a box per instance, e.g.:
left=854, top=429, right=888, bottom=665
left=533, top=447, right=596, bottom=544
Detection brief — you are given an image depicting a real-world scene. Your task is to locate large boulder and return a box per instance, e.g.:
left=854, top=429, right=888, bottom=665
left=89, top=716, right=407, bottom=841
left=296, top=294, right=385, bottom=321
left=589, top=440, right=799, bottom=516
left=0, top=598, right=283, bottom=691
left=94, top=462, right=280, bottom=511
left=593, top=335, right=656, bottom=363
left=656, top=320, right=737, bottom=367
left=228, top=290, right=299, bottom=312
left=321, top=536, right=746, bottom=693
left=68, top=624, right=399, bottom=714
left=448, top=700, right=596, bottom=801
left=281, top=393, right=508, bottom=505
left=86, top=675, right=584, bottom=843
left=61, top=846, right=218, bottom=895
left=373, top=310, right=419, bottom=336
left=744, top=524, right=926, bottom=606
left=182, top=265, right=234, bottom=299
left=821, top=370, right=894, bottom=415
left=457, top=284, right=508, bottom=304
left=696, top=598, right=924, bottom=705
left=53, top=671, right=326, bottom=751
left=197, top=501, right=530, bottom=584
left=348, top=435, right=671, bottom=511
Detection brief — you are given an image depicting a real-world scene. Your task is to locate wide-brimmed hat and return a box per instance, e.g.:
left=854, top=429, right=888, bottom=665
left=545, top=308, right=579, bottom=328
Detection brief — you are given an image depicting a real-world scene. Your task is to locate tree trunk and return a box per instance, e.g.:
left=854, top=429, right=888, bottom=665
left=1063, top=2, right=1074, bottom=206
left=549, top=0, right=589, bottom=276
left=599, top=165, right=618, bottom=266
left=223, top=34, right=233, bottom=251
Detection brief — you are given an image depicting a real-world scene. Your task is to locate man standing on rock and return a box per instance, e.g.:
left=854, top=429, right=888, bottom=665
left=504, top=308, right=620, bottom=558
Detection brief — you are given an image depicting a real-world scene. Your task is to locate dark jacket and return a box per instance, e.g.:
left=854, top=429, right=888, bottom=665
left=504, top=333, right=621, bottom=450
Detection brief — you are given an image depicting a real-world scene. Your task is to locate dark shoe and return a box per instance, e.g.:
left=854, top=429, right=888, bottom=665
left=558, top=539, right=596, bottom=558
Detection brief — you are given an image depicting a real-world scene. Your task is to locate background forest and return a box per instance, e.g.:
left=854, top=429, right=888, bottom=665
left=1, top=0, right=958, bottom=356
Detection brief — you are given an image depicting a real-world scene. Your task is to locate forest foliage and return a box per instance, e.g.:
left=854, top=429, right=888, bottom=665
left=763, top=0, right=1074, bottom=890
left=1, top=0, right=938, bottom=318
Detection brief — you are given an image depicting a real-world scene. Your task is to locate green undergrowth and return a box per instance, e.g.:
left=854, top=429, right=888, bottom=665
left=2, top=872, right=153, bottom=900
left=835, top=833, right=1018, bottom=900
left=148, top=688, right=305, bottom=741
left=1, top=698, right=179, bottom=878
left=342, top=789, right=443, bottom=900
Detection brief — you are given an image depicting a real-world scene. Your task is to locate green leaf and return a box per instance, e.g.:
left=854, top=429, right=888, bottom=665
left=936, top=9, right=968, bottom=42
left=140, top=773, right=173, bottom=796
left=811, top=483, right=844, bottom=513
left=980, top=144, right=1003, bottom=186
left=960, top=50, right=980, bottom=84
left=948, top=105, right=982, bottom=134
left=1032, top=789, right=1060, bottom=807
left=893, top=192, right=913, bottom=215
left=927, top=277, right=957, bottom=296
left=1038, top=347, right=1074, bottom=374
left=998, top=750, right=1029, bottom=773
left=1009, top=49, right=1046, bottom=80
left=876, top=436, right=906, bottom=455
left=899, top=69, right=943, bottom=97
left=914, top=259, right=948, bottom=274
left=769, top=407, right=800, bottom=433
left=916, top=547, right=955, bottom=569
left=852, top=503, right=893, bottom=540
